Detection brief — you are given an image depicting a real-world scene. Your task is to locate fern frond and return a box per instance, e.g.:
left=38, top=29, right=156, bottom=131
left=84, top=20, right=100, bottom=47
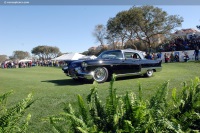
left=138, top=83, right=142, bottom=102
left=77, top=126, right=88, bottom=133
left=106, top=74, right=118, bottom=117
left=0, top=93, right=33, bottom=127
left=77, top=95, right=90, bottom=125
left=87, top=81, right=98, bottom=103
left=149, top=81, right=169, bottom=110
left=61, top=112, right=88, bottom=131
left=0, top=92, right=33, bottom=133
left=123, top=92, right=134, bottom=121
left=0, top=91, right=13, bottom=111
left=49, top=116, right=66, bottom=133
left=19, top=113, right=31, bottom=133
left=164, top=119, right=184, bottom=133
left=123, top=120, right=135, bottom=132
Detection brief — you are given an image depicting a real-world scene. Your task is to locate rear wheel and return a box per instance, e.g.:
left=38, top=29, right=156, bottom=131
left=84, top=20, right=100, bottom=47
left=93, top=67, right=109, bottom=83
left=145, top=70, right=153, bottom=77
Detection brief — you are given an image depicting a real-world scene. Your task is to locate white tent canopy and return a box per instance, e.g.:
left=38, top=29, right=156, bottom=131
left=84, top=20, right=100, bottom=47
left=79, top=55, right=97, bottom=60
left=52, top=53, right=85, bottom=61
left=19, top=59, right=32, bottom=63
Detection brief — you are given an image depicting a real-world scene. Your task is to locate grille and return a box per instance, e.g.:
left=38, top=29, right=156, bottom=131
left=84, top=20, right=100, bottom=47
left=68, top=69, right=75, bottom=76
left=71, top=64, right=77, bottom=67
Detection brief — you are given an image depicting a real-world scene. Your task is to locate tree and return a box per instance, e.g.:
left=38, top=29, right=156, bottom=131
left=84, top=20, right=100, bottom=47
left=124, top=39, right=146, bottom=51
left=197, top=25, right=200, bottom=30
left=131, top=6, right=183, bottom=49
left=31, top=45, right=61, bottom=60
left=107, top=11, right=132, bottom=49
left=0, top=55, right=8, bottom=63
left=13, top=50, right=30, bottom=60
left=106, top=6, right=183, bottom=51
left=87, top=48, right=99, bottom=56
left=93, top=24, right=107, bottom=45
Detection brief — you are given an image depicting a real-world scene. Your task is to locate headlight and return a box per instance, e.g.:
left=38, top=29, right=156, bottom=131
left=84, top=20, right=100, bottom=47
left=75, top=67, right=82, bottom=73
left=81, top=62, right=88, bottom=67
left=63, top=66, right=68, bottom=70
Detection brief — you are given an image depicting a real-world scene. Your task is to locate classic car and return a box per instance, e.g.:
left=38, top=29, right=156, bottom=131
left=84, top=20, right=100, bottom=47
left=62, top=49, right=162, bottom=83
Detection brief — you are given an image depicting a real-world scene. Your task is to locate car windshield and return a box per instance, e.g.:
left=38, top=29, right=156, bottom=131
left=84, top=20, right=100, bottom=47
left=98, top=51, right=123, bottom=59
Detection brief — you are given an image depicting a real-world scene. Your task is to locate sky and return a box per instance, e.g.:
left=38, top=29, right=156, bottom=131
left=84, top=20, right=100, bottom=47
left=0, top=5, right=200, bottom=56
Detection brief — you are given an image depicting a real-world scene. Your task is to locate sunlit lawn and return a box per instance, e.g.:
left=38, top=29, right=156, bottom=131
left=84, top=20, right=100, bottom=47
left=0, top=61, right=199, bottom=132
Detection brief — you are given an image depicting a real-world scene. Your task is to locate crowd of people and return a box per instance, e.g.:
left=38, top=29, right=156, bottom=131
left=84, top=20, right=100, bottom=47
left=159, top=37, right=200, bottom=52
left=35, top=60, right=66, bottom=67
left=1, top=60, right=67, bottom=69
left=1, top=61, right=34, bottom=68
left=163, top=52, right=181, bottom=63
left=144, top=52, right=162, bottom=60
left=145, top=46, right=199, bottom=63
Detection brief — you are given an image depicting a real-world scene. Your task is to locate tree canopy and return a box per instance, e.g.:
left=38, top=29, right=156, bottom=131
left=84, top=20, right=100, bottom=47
left=0, top=55, right=8, bottom=63
left=31, top=45, right=61, bottom=60
left=106, top=5, right=183, bottom=51
left=93, top=24, right=107, bottom=45
left=12, top=50, right=30, bottom=60
left=197, top=25, right=200, bottom=30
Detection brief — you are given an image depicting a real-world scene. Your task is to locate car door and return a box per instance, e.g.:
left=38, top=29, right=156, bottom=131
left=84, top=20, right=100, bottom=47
left=110, top=52, right=141, bottom=74
left=121, top=52, right=141, bottom=73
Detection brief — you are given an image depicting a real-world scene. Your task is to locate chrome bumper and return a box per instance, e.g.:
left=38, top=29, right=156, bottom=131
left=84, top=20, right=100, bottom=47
left=64, top=67, right=93, bottom=80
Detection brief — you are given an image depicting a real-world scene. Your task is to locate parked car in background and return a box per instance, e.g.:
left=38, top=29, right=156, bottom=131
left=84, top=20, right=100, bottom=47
left=62, top=49, right=162, bottom=83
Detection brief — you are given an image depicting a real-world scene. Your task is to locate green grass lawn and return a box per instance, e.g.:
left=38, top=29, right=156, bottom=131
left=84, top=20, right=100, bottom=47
left=0, top=62, right=200, bottom=132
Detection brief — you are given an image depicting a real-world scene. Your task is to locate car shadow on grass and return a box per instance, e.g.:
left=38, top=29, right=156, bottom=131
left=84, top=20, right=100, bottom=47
left=41, top=79, right=93, bottom=86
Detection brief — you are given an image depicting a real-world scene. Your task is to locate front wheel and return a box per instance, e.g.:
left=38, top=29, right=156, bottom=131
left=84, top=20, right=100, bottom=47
left=93, top=67, right=109, bottom=83
left=145, top=70, right=153, bottom=77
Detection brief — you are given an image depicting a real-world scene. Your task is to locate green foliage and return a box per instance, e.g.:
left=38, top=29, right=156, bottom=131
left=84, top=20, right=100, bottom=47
left=48, top=76, right=200, bottom=132
left=170, top=77, right=200, bottom=131
left=12, top=50, right=30, bottom=60
left=197, top=25, right=200, bottom=30
left=0, top=55, right=8, bottom=63
left=31, top=45, right=61, bottom=59
left=106, top=5, right=183, bottom=50
left=0, top=91, right=33, bottom=133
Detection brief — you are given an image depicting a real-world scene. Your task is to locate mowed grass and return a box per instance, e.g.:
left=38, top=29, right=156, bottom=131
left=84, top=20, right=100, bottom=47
left=0, top=62, right=200, bottom=132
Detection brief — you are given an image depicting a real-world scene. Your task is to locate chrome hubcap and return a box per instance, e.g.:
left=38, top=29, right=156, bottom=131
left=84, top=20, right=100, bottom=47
left=147, top=70, right=153, bottom=76
left=94, top=68, right=106, bottom=82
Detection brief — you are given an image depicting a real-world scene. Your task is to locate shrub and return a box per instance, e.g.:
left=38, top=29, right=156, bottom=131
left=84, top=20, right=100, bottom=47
left=0, top=91, right=33, bottom=133
left=48, top=76, right=200, bottom=133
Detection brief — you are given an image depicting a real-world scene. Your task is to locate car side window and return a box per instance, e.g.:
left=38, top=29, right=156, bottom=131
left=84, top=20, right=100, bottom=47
left=124, top=52, right=141, bottom=59
left=101, top=51, right=123, bottom=59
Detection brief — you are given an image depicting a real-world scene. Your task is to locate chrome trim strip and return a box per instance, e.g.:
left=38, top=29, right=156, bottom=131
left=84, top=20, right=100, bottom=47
left=77, top=72, right=93, bottom=80
left=115, top=67, right=162, bottom=78
left=115, top=72, right=142, bottom=78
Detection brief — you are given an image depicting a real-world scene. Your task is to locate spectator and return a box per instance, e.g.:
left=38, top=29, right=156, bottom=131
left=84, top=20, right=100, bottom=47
left=1, top=62, right=4, bottom=69
left=170, top=52, right=174, bottom=62
left=183, top=53, right=190, bottom=62
left=152, top=53, right=157, bottom=60
left=174, top=54, right=180, bottom=62
left=157, top=52, right=161, bottom=59
left=164, top=53, right=170, bottom=63
left=194, top=47, right=199, bottom=61
left=132, top=54, right=137, bottom=59
left=145, top=53, right=152, bottom=60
